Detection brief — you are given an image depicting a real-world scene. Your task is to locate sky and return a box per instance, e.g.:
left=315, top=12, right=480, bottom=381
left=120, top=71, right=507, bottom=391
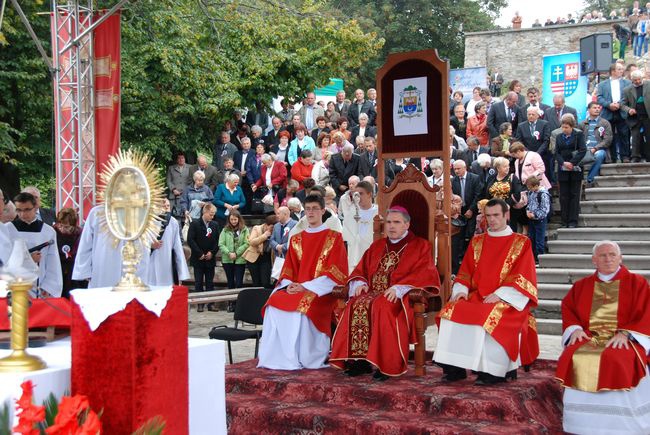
left=495, top=0, right=587, bottom=28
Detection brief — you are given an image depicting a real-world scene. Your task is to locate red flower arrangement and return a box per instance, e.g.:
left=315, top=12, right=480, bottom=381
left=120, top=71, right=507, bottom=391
left=13, top=381, right=101, bottom=435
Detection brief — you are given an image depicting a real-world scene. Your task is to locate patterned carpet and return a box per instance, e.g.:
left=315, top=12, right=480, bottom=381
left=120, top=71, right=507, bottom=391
left=226, top=359, right=563, bottom=434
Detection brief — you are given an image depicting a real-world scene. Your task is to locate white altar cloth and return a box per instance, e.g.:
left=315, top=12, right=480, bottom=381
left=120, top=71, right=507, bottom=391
left=0, top=337, right=226, bottom=434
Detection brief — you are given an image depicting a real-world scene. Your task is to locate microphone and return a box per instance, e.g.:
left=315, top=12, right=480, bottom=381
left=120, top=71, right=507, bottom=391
left=28, top=240, right=54, bottom=253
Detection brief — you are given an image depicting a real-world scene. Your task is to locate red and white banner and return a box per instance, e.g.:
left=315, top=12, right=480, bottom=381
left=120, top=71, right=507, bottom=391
left=93, top=10, right=121, bottom=182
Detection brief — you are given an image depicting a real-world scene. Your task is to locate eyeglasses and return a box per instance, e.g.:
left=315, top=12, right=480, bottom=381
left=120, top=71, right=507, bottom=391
left=304, top=207, right=322, bottom=213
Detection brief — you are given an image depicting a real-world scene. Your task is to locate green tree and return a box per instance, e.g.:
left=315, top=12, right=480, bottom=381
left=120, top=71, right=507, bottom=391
left=326, top=0, right=504, bottom=90
left=118, top=0, right=382, bottom=162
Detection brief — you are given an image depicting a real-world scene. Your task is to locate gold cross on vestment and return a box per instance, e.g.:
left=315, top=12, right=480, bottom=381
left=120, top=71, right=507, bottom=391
left=111, top=172, right=147, bottom=238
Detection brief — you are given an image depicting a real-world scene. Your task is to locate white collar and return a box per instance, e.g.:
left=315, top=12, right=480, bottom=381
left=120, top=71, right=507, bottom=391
left=389, top=231, right=408, bottom=243
left=487, top=226, right=513, bottom=237
left=305, top=223, right=328, bottom=233
left=598, top=266, right=621, bottom=282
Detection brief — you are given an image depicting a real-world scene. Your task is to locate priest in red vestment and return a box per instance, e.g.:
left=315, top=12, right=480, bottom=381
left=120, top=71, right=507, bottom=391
left=330, top=206, right=440, bottom=380
left=434, top=198, right=539, bottom=385
left=556, top=241, right=650, bottom=434
left=257, top=194, right=348, bottom=370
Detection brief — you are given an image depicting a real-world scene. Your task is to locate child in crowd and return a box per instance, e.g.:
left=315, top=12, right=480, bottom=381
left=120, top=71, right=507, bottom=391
left=525, top=176, right=551, bottom=265
left=474, top=199, right=489, bottom=235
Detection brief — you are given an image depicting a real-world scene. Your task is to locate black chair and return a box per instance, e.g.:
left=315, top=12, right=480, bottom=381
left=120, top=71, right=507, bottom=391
left=208, top=287, right=272, bottom=364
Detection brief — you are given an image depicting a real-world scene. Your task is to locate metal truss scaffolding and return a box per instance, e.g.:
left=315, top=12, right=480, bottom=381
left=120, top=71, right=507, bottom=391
left=51, top=0, right=96, bottom=218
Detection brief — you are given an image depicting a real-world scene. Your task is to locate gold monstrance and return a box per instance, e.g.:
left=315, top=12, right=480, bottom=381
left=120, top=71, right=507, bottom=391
left=99, top=150, right=165, bottom=292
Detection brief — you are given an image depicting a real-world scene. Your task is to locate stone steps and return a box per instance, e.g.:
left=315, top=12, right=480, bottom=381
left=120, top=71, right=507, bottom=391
left=600, top=162, right=650, bottom=176
left=547, top=240, right=650, bottom=255
left=578, top=213, right=647, bottom=227
left=585, top=186, right=650, bottom=200
left=532, top=299, right=562, bottom=320
left=539, top=254, right=650, bottom=269
left=536, top=319, right=563, bottom=336
left=580, top=200, right=650, bottom=214
left=554, top=227, right=650, bottom=240
left=593, top=174, right=650, bottom=187
left=538, top=283, right=572, bottom=300
left=536, top=268, right=650, bottom=284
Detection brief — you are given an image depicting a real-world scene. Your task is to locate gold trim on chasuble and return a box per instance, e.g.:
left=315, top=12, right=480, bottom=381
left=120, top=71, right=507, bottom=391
left=571, top=280, right=620, bottom=392
left=483, top=302, right=508, bottom=334
left=314, top=232, right=336, bottom=276
left=439, top=301, right=456, bottom=320
left=290, top=234, right=303, bottom=261
left=498, top=235, right=526, bottom=283
left=297, top=292, right=317, bottom=314
left=350, top=246, right=404, bottom=357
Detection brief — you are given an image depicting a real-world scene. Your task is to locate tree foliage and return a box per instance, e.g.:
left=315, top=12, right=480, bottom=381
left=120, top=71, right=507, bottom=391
left=326, top=0, right=505, bottom=90
left=118, top=0, right=382, bottom=161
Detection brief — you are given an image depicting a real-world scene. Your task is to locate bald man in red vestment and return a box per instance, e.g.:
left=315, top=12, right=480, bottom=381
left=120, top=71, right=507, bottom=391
left=434, top=198, right=539, bottom=385
left=556, top=241, right=650, bottom=434
left=330, top=206, right=440, bottom=380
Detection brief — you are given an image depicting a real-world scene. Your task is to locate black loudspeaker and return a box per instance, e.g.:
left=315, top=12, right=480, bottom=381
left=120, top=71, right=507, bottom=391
left=580, top=33, right=614, bottom=75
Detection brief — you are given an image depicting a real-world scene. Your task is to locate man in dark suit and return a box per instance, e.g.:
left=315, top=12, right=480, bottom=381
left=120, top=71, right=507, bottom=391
left=358, top=137, right=394, bottom=186
left=597, top=62, right=631, bottom=162
left=233, top=137, right=254, bottom=212
left=347, top=88, right=377, bottom=127
left=334, top=90, right=350, bottom=119
left=329, top=144, right=361, bottom=196
left=544, top=94, right=579, bottom=132
left=514, top=106, right=551, bottom=154
left=518, top=87, right=550, bottom=121
left=22, top=186, right=56, bottom=226
left=450, top=160, right=482, bottom=274
left=490, top=68, right=504, bottom=97
left=461, top=136, right=490, bottom=168
left=189, top=156, right=220, bottom=192
left=245, top=102, right=269, bottom=132
left=487, top=91, right=519, bottom=139
left=187, top=203, right=220, bottom=312
left=213, top=131, right=238, bottom=171
left=621, top=69, right=650, bottom=162
left=266, top=116, right=285, bottom=149
left=215, top=157, right=242, bottom=186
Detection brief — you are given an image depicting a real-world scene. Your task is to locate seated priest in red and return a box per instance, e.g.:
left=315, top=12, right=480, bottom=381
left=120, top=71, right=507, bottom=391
left=330, top=206, right=440, bottom=380
left=556, top=241, right=650, bottom=435
left=257, top=194, right=348, bottom=370
left=434, top=198, right=539, bottom=385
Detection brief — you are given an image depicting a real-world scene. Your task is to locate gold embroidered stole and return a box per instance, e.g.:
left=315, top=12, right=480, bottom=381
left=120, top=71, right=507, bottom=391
left=349, top=243, right=404, bottom=357
left=571, top=280, right=620, bottom=392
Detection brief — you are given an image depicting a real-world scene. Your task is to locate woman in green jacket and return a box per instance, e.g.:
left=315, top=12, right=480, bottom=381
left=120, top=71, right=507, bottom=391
left=218, top=210, right=250, bottom=293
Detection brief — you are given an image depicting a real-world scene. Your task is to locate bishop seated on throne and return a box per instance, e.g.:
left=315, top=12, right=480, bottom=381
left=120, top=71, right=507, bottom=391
left=330, top=206, right=440, bottom=381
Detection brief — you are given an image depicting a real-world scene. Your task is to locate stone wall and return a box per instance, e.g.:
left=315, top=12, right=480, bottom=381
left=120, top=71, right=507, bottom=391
left=464, top=20, right=624, bottom=91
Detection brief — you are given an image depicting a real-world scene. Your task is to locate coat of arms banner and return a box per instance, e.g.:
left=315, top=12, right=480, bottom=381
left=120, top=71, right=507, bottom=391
left=393, top=77, right=428, bottom=136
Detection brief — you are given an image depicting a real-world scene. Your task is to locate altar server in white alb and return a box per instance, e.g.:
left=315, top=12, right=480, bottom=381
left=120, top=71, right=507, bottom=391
left=5, top=192, right=62, bottom=297
left=341, top=180, right=378, bottom=273
left=72, top=205, right=150, bottom=288
left=148, top=199, right=189, bottom=286
left=257, top=194, right=348, bottom=370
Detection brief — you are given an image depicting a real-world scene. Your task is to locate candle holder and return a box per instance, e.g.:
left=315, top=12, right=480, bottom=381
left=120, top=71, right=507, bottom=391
left=0, top=240, right=46, bottom=372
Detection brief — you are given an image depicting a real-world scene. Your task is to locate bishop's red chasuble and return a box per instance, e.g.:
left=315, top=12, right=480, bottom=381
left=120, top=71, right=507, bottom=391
left=556, top=266, right=650, bottom=392
left=330, top=232, right=440, bottom=376
left=265, top=229, right=348, bottom=336
left=437, top=232, right=538, bottom=363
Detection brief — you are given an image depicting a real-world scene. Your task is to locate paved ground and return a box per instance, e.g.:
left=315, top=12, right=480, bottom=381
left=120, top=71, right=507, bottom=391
left=189, top=307, right=563, bottom=365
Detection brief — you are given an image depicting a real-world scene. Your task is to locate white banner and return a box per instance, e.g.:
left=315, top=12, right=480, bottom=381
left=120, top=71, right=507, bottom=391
left=393, top=76, right=428, bottom=136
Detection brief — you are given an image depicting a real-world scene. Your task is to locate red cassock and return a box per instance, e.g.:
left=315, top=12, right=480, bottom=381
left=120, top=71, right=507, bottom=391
left=437, top=232, right=539, bottom=364
left=265, top=229, right=348, bottom=336
left=555, top=266, right=650, bottom=392
left=330, top=231, right=440, bottom=376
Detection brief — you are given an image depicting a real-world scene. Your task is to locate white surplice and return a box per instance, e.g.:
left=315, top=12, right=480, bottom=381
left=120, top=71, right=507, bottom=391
left=5, top=221, right=63, bottom=297
left=147, top=217, right=190, bottom=286
left=433, top=227, right=530, bottom=377
left=257, top=224, right=336, bottom=370
left=561, top=269, right=650, bottom=435
left=342, top=205, right=377, bottom=273
left=72, top=206, right=150, bottom=288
